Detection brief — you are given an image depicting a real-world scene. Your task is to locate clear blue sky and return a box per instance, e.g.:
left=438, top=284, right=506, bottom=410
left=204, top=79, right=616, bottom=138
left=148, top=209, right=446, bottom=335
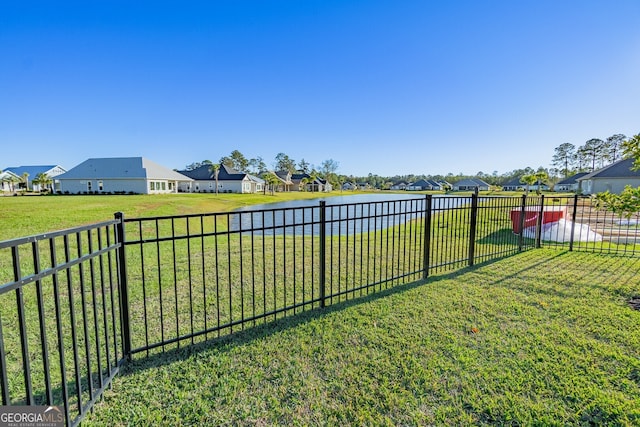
left=1, top=1, right=639, bottom=177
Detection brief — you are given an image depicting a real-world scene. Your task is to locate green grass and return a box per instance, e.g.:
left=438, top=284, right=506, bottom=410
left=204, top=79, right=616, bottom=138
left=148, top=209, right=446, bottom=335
left=0, top=192, right=353, bottom=240
left=82, top=249, right=640, bottom=426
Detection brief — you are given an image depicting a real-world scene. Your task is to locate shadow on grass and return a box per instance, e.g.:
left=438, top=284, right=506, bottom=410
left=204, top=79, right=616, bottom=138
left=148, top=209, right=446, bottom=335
left=120, top=249, right=572, bottom=376
left=476, top=228, right=519, bottom=244
left=471, top=248, right=640, bottom=309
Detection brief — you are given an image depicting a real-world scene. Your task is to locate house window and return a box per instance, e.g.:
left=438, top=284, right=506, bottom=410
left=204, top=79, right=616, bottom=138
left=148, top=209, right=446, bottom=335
left=161, top=182, right=166, bottom=190
left=98, top=181, right=103, bottom=191
left=150, top=182, right=155, bottom=191
left=87, top=181, right=92, bottom=192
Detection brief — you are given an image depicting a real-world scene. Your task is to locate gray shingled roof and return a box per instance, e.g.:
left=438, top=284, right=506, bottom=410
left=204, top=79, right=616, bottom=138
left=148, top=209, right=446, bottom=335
left=578, top=158, right=640, bottom=180
left=177, top=164, right=248, bottom=181
left=58, top=157, right=192, bottom=181
left=454, top=178, right=491, bottom=187
left=556, top=172, right=589, bottom=185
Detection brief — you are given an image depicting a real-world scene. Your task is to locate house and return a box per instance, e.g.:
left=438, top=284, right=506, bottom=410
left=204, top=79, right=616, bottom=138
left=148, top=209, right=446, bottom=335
left=427, top=180, right=444, bottom=190
left=273, top=171, right=294, bottom=192
left=2, top=165, right=67, bottom=192
left=57, top=157, right=192, bottom=194
left=452, top=178, right=491, bottom=191
left=577, top=158, right=640, bottom=195
left=291, top=173, right=332, bottom=192
left=554, top=172, right=589, bottom=192
left=258, top=170, right=293, bottom=193
left=437, top=180, right=452, bottom=191
left=177, top=164, right=263, bottom=193
left=342, top=182, right=357, bottom=190
left=407, top=179, right=444, bottom=191
left=390, top=181, right=408, bottom=191
left=0, top=170, right=21, bottom=193
left=319, top=178, right=333, bottom=192
left=406, top=179, right=430, bottom=191
left=502, top=177, right=524, bottom=191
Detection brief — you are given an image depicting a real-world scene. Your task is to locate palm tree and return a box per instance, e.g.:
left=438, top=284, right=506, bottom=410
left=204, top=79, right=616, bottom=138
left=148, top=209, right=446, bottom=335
left=299, top=177, right=309, bottom=192
left=21, top=172, right=29, bottom=192
left=263, top=173, right=279, bottom=195
left=533, top=170, right=549, bottom=195
left=209, top=163, right=220, bottom=195
left=520, top=174, right=537, bottom=194
left=33, top=173, right=53, bottom=192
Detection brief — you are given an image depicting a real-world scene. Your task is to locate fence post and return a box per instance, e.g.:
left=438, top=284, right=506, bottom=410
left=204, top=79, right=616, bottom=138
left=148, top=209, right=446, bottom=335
left=569, top=195, right=578, bottom=251
left=319, top=201, right=327, bottom=308
left=535, top=195, right=545, bottom=248
left=518, top=194, right=527, bottom=251
left=422, top=195, right=432, bottom=279
left=114, top=212, right=132, bottom=360
left=468, top=194, right=478, bottom=266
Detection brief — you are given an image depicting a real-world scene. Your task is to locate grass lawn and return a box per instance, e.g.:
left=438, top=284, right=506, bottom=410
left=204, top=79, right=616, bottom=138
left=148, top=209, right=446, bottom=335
left=0, top=192, right=353, bottom=240
left=83, top=249, right=640, bottom=426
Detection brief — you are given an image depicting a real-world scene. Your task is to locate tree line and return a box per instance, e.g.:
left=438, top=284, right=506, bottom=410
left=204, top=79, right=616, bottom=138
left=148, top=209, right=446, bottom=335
left=182, top=134, right=638, bottom=192
left=551, top=134, right=629, bottom=178
left=183, top=150, right=343, bottom=189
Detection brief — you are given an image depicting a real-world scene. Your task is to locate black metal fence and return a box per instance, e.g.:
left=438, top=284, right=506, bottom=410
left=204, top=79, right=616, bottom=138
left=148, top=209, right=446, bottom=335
left=0, top=220, right=125, bottom=427
left=1, top=194, right=638, bottom=425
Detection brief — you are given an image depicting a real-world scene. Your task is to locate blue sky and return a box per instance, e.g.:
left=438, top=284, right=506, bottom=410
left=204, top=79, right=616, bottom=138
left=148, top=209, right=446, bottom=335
left=1, top=1, right=639, bottom=177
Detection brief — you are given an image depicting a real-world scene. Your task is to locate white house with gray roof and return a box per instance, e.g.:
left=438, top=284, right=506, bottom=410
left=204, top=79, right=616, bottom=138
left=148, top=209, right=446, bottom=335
left=57, top=157, right=192, bottom=194
left=554, top=172, right=589, bottom=192
left=176, top=164, right=264, bottom=193
left=452, top=178, right=491, bottom=191
left=577, top=158, right=640, bottom=195
left=0, top=170, right=21, bottom=192
left=2, top=165, right=67, bottom=192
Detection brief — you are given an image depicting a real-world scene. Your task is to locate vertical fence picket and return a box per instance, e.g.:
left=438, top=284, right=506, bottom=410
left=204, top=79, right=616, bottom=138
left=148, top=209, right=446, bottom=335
left=12, top=246, right=34, bottom=405
left=32, top=240, right=53, bottom=405
left=0, top=317, right=9, bottom=405
left=423, top=195, right=432, bottom=279
left=468, top=194, right=478, bottom=267
left=518, top=195, right=527, bottom=251
left=569, top=195, right=578, bottom=251
left=319, top=201, right=327, bottom=308
left=535, top=195, right=545, bottom=248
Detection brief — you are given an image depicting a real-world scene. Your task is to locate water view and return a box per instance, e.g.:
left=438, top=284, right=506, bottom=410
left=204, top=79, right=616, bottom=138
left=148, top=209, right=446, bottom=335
left=230, top=193, right=469, bottom=236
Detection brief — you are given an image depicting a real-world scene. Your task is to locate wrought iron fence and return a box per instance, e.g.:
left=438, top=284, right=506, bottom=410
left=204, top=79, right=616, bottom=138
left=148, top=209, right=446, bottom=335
left=116, top=195, right=534, bottom=356
left=0, top=194, right=638, bottom=425
left=0, top=220, right=125, bottom=427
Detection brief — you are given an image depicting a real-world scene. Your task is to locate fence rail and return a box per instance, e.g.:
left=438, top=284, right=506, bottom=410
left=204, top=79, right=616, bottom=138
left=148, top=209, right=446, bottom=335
left=0, top=194, right=638, bottom=425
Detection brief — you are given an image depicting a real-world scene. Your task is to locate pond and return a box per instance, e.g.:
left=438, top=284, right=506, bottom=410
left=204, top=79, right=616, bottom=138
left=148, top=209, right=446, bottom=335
left=230, top=193, right=470, bottom=236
